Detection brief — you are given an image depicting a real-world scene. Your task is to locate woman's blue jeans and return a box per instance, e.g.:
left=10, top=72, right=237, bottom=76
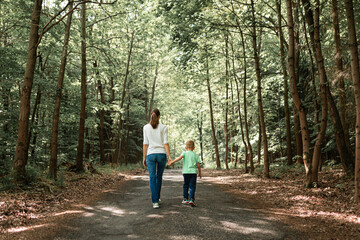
left=183, top=174, right=197, bottom=200
left=146, top=154, right=166, bottom=203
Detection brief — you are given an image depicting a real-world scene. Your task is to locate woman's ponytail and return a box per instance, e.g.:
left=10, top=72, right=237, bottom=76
left=150, top=109, right=160, bottom=129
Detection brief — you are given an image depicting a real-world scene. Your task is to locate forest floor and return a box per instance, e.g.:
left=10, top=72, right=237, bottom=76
left=0, top=164, right=359, bottom=239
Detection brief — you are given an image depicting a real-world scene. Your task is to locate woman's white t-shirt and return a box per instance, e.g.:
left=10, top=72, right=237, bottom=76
left=143, top=123, right=168, bottom=156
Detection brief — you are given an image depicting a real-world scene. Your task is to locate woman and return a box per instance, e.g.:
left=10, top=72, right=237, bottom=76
left=143, top=109, right=172, bottom=209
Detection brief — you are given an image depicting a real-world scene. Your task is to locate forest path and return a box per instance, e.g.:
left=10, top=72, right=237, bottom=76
left=53, top=169, right=304, bottom=240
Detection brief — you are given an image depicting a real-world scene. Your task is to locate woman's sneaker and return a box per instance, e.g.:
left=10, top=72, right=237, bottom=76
left=153, top=202, right=160, bottom=209
left=189, top=200, right=195, bottom=207
left=182, top=199, right=189, bottom=204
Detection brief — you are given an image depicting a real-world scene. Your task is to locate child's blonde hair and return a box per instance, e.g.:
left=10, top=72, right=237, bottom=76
left=186, top=140, right=195, bottom=150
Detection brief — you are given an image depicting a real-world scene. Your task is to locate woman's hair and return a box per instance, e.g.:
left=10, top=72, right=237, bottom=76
left=186, top=140, right=195, bottom=150
left=150, top=109, right=160, bottom=129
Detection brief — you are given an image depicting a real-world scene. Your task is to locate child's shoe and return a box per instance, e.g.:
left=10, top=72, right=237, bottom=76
left=189, top=199, right=195, bottom=207
left=182, top=199, right=189, bottom=204
left=153, top=202, right=160, bottom=209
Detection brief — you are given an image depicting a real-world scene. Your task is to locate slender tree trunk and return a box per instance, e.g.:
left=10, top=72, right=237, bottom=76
left=96, top=63, right=106, bottom=165
left=331, top=0, right=354, bottom=171
left=251, top=0, right=269, bottom=178
left=230, top=39, right=248, bottom=173
left=75, top=0, right=87, bottom=172
left=294, top=108, right=303, bottom=164
left=277, top=0, right=292, bottom=165
left=332, top=0, right=349, bottom=145
left=310, top=0, right=328, bottom=185
left=239, top=27, right=254, bottom=173
left=224, top=33, right=229, bottom=170
left=13, top=0, right=43, bottom=180
left=148, top=62, right=158, bottom=120
left=1, top=88, right=10, bottom=163
left=302, top=0, right=319, bottom=130
left=286, top=0, right=312, bottom=186
left=144, top=75, right=148, bottom=121
left=197, top=113, right=204, bottom=162
left=205, top=49, right=221, bottom=169
left=28, top=87, right=41, bottom=163
left=49, top=1, right=74, bottom=179
left=344, top=0, right=360, bottom=202
left=257, top=115, right=261, bottom=165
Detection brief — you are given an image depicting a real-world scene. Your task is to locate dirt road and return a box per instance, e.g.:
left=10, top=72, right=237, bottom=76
left=53, top=169, right=304, bottom=240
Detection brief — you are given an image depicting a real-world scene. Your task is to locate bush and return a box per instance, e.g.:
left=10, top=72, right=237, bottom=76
left=0, top=174, right=15, bottom=191
left=24, top=165, right=41, bottom=185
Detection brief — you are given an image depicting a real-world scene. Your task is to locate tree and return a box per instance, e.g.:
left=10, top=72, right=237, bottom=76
left=276, top=0, right=292, bottom=165
left=13, top=0, right=43, bottom=180
left=286, top=0, right=312, bottom=186
left=75, top=0, right=87, bottom=172
left=251, top=0, right=269, bottom=178
left=48, top=1, right=74, bottom=179
left=344, top=0, right=360, bottom=202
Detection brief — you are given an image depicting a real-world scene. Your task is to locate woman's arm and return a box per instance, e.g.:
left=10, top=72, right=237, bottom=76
left=197, top=162, right=202, bottom=178
left=164, top=143, right=172, bottom=162
left=143, top=144, right=149, bottom=167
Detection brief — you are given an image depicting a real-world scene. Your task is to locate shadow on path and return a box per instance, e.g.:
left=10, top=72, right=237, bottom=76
left=54, top=169, right=305, bottom=240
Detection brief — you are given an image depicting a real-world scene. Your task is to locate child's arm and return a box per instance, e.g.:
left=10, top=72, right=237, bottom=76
left=197, top=162, right=202, bottom=179
left=169, top=155, right=183, bottom=166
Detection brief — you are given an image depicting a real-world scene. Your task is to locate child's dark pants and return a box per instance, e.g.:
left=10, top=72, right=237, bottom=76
left=183, top=174, right=197, bottom=200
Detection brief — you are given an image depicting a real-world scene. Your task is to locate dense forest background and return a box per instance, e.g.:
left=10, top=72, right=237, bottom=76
left=1, top=0, right=360, bottom=202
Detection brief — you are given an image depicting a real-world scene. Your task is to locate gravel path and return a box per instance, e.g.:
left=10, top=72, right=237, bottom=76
left=54, top=169, right=305, bottom=240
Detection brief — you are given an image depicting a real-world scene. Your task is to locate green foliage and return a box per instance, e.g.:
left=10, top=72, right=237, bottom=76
left=0, top=174, right=15, bottom=191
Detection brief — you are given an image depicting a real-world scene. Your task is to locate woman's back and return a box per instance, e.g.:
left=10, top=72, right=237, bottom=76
left=143, top=123, right=168, bottom=155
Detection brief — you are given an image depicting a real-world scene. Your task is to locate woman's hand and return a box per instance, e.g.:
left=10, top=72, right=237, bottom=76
left=167, top=159, right=172, bottom=166
left=143, top=158, right=147, bottom=168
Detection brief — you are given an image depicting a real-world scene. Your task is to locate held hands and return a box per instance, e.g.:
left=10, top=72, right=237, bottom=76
left=167, top=158, right=173, bottom=166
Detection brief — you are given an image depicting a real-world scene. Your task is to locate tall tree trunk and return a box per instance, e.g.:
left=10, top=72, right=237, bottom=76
left=148, top=62, right=158, bottom=120
left=1, top=88, right=10, bottom=163
left=310, top=0, right=328, bottom=185
left=251, top=0, right=269, bottom=178
left=294, top=108, right=303, bottom=164
left=96, top=62, right=106, bottom=165
left=302, top=0, right=319, bottom=130
left=197, top=112, right=204, bottom=162
left=144, top=74, right=148, bottom=121
left=344, top=0, right=360, bottom=202
left=257, top=114, right=261, bottom=164
left=331, top=0, right=354, bottom=171
left=13, top=0, right=43, bottom=180
left=205, top=49, right=221, bottom=169
left=75, top=0, right=87, bottom=172
left=224, top=32, right=229, bottom=170
left=230, top=38, right=248, bottom=173
left=239, top=27, right=254, bottom=173
left=49, top=1, right=74, bottom=179
left=277, top=0, right=292, bottom=165
left=286, top=0, right=312, bottom=186
left=332, top=0, right=349, bottom=145
left=28, top=87, right=41, bottom=164
left=234, top=72, right=248, bottom=173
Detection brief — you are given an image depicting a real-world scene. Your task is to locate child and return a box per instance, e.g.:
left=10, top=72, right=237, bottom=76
left=168, top=140, right=202, bottom=207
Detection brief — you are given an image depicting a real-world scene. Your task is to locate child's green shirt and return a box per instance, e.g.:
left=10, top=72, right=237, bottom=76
left=181, top=150, right=201, bottom=174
